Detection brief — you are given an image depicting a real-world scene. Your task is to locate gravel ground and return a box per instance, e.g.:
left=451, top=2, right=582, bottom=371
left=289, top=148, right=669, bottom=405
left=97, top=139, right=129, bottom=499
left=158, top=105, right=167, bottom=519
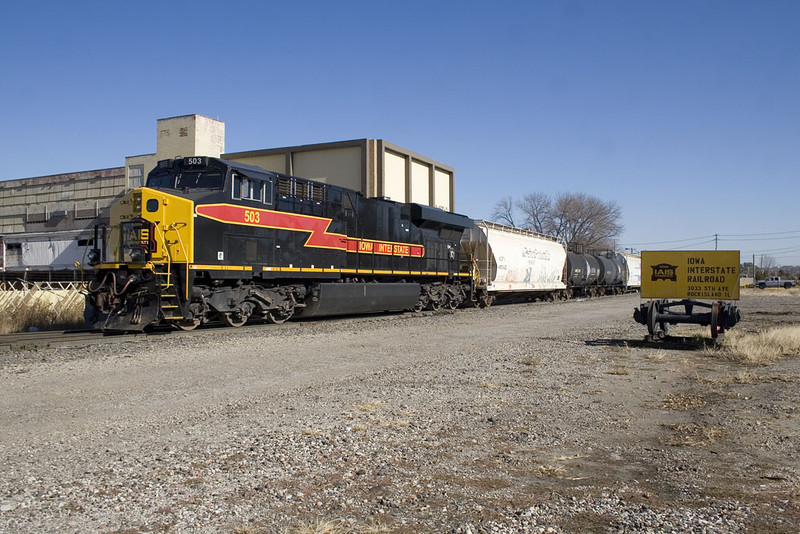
left=1, top=291, right=798, bottom=533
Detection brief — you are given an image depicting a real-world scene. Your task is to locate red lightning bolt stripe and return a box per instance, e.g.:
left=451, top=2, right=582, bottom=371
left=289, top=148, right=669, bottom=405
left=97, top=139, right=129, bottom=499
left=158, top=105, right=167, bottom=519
left=195, top=204, right=347, bottom=250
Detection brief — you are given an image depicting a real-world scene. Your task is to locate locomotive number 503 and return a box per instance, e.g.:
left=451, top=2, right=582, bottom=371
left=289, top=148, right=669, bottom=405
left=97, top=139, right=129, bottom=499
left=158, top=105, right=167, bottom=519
left=244, top=209, right=261, bottom=224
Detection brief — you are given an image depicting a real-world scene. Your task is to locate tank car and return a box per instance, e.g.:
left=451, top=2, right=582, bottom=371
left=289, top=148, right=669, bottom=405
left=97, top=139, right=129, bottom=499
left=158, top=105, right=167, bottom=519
left=85, top=157, right=474, bottom=331
left=565, top=251, right=630, bottom=297
left=565, top=252, right=599, bottom=297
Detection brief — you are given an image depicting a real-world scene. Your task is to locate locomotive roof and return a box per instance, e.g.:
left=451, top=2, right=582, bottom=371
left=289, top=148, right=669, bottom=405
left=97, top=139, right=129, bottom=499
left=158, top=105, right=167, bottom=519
left=216, top=158, right=283, bottom=180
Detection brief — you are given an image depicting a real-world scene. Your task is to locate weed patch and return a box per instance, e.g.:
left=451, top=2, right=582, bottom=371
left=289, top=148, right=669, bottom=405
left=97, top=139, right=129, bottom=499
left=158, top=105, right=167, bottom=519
left=712, top=326, right=800, bottom=365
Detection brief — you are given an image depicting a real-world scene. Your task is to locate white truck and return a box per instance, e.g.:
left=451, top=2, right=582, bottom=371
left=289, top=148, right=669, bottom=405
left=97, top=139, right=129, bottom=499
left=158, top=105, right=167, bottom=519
left=757, top=276, right=797, bottom=289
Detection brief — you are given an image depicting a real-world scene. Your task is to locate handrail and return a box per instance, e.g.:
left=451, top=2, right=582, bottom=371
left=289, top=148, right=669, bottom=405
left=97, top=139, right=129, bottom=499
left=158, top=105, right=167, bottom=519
left=169, top=222, right=190, bottom=300
left=152, top=224, right=172, bottom=289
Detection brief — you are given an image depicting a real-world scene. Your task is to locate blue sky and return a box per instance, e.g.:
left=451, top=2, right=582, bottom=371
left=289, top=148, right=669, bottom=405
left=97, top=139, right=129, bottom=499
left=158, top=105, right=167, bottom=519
left=1, top=1, right=798, bottom=264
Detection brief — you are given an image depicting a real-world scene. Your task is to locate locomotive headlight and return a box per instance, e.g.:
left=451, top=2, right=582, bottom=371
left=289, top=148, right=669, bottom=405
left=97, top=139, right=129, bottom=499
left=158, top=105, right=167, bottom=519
left=130, top=248, right=145, bottom=264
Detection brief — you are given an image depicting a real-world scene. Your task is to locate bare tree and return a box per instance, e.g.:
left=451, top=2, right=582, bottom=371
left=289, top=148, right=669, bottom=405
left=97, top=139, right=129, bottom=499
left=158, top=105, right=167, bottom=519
left=490, top=196, right=516, bottom=227
left=549, top=192, right=622, bottom=250
left=491, top=191, right=623, bottom=251
left=756, top=255, right=777, bottom=279
left=517, top=192, right=551, bottom=234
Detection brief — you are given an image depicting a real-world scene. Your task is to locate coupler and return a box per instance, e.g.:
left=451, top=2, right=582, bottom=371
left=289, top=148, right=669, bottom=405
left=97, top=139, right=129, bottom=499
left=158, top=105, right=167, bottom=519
left=634, top=299, right=741, bottom=342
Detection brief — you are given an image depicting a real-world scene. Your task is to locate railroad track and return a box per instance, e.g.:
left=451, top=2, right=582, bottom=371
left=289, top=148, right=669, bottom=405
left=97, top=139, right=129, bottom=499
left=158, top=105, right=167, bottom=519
left=0, top=328, right=178, bottom=352
left=0, top=329, right=121, bottom=352
left=0, top=315, right=315, bottom=352
left=0, top=310, right=417, bottom=353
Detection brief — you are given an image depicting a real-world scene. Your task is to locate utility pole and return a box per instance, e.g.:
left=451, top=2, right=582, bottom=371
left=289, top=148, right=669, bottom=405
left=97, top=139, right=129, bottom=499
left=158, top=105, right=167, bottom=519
left=714, top=233, right=718, bottom=250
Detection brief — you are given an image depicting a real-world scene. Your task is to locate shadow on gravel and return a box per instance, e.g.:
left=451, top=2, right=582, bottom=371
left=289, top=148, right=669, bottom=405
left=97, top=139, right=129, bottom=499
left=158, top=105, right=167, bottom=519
left=586, top=337, right=714, bottom=351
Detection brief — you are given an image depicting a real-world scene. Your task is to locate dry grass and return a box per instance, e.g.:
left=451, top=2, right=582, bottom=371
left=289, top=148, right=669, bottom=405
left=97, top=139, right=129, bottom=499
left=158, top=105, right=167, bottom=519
left=661, top=393, right=707, bottom=410
left=0, top=294, right=85, bottom=334
left=263, top=518, right=394, bottom=534
left=665, top=423, right=725, bottom=447
left=605, top=365, right=631, bottom=375
left=352, top=400, right=384, bottom=413
left=536, top=464, right=567, bottom=478
left=521, top=355, right=541, bottom=366
left=643, top=349, right=667, bottom=361
left=699, top=371, right=760, bottom=385
left=712, top=325, right=800, bottom=365
left=234, top=519, right=355, bottom=534
left=741, top=287, right=800, bottom=297
left=284, top=520, right=350, bottom=534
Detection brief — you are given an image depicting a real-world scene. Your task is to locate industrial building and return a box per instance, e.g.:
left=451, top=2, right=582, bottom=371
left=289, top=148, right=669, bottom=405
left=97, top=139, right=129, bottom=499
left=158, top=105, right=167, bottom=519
left=0, top=115, right=455, bottom=280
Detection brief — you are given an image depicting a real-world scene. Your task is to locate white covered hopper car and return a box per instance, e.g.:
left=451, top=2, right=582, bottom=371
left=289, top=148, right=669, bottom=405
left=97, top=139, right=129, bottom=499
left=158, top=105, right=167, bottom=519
left=462, top=221, right=567, bottom=305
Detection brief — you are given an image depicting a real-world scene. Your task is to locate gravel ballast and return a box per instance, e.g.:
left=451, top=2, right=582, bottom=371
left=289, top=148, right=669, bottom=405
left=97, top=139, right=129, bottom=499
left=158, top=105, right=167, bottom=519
left=1, top=292, right=798, bottom=533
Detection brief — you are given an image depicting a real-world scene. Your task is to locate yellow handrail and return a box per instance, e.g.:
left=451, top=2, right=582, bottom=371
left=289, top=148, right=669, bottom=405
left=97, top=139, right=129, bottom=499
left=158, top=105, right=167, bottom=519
left=168, top=222, right=190, bottom=300
left=152, top=224, right=172, bottom=289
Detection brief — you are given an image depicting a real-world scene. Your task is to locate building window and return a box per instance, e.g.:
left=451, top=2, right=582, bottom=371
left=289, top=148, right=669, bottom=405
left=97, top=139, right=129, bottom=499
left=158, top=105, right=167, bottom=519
left=129, top=165, right=145, bottom=189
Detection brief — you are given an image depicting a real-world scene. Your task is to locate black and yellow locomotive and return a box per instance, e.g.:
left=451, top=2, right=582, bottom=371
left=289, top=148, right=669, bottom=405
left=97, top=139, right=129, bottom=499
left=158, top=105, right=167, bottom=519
left=85, top=157, right=474, bottom=331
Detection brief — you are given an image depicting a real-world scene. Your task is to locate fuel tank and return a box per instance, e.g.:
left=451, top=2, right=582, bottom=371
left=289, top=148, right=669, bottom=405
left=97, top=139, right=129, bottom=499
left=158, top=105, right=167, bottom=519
left=297, top=282, right=421, bottom=318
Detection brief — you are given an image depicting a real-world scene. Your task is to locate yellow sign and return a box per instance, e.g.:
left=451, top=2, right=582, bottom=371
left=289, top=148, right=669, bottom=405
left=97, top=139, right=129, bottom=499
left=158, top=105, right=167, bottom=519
left=641, top=250, right=740, bottom=300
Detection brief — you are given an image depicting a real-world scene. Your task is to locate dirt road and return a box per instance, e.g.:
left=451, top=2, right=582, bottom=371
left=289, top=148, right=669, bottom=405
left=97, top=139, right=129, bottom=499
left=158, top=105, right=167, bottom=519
left=1, top=292, right=798, bottom=533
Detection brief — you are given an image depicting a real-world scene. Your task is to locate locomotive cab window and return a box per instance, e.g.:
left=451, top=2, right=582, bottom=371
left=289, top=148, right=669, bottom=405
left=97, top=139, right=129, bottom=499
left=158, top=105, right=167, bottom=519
left=233, top=174, right=269, bottom=203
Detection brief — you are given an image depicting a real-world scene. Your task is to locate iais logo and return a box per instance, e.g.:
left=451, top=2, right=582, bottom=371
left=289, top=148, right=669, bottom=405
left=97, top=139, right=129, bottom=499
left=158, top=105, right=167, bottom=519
left=651, top=263, right=678, bottom=282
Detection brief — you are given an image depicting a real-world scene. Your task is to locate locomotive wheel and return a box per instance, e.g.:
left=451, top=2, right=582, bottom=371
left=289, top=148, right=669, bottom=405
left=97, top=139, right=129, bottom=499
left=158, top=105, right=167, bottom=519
left=175, top=317, right=201, bottom=331
left=267, top=309, right=292, bottom=325
left=222, top=311, right=247, bottom=328
left=446, top=296, right=460, bottom=310
left=430, top=299, right=442, bottom=312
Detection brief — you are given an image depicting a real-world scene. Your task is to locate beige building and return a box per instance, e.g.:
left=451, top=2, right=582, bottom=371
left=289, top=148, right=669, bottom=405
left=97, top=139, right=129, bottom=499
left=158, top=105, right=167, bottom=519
left=223, top=140, right=454, bottom=212
left=1, top=114, right=456, bottom=272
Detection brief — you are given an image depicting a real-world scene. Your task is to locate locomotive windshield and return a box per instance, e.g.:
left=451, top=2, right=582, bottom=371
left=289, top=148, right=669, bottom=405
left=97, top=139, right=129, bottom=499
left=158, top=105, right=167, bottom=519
left=146, top=170, right=224, bottom=190
left=176, top=171, right=224, bottom=190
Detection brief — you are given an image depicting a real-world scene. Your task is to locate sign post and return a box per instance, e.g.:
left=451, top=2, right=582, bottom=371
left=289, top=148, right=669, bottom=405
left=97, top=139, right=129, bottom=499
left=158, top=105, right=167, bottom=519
left=634, top=251, right=742, bottom=342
